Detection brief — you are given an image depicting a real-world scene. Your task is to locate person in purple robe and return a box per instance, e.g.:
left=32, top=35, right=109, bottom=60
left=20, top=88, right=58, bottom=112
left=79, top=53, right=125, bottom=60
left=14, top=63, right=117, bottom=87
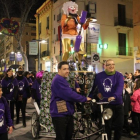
left=31, top=71, right=44, bottom=108
left=30, top=71, right=36, bottom=82
left=15, top=66, right=30, bottom=127
left=24, top=71, right=33, bottom=96
left=1, top=68, right=18, bottom=126
left=0, top=84, right=13, bottom=140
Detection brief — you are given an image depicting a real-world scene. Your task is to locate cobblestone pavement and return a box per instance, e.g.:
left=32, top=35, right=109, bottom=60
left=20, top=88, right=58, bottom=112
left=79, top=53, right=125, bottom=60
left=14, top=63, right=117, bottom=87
left=8, top=101, right=140, bottom=140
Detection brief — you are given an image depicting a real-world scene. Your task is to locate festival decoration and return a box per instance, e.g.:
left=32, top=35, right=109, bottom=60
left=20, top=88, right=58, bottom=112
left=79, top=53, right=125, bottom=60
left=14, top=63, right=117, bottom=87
left=0, top=18, right=19, bottom=36
left=15, top=52, right=22, bottom=62
left=9, top=52, right=15, bottom=61
left=39, top=71, right=95, bottom=133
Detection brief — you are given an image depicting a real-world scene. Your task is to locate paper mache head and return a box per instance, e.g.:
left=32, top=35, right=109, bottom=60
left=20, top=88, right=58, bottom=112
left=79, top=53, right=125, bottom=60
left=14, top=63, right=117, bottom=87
left=36, top=71, right=44, bottom=79
left=62, top=1, right=78, bottom=16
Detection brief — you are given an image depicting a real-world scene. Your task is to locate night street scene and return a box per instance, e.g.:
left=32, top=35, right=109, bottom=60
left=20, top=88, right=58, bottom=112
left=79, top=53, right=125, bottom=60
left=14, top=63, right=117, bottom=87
left=0, top=0, right=139, bottom=140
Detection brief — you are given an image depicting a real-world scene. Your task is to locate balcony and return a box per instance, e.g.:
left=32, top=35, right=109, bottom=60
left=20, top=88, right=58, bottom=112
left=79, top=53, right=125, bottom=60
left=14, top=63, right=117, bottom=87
left=116, top=47, right=133, bottom=56
left=114, top=17, right=133, bottom=28
left=57, top=13, right=61, bottom=22
left=41, top=50, right=50, bottom=57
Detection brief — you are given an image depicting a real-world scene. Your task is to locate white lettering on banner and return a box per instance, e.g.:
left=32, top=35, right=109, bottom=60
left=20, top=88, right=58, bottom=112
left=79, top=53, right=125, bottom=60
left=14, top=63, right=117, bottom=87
left=87, top=23, right=100, bottom=44
left=29, top=42, right=38, bottom=55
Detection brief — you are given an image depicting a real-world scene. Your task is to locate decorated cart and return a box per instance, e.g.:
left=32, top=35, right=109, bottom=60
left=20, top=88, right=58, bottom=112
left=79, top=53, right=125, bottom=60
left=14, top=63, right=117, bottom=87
left=31, top=1, right=113, bottom=140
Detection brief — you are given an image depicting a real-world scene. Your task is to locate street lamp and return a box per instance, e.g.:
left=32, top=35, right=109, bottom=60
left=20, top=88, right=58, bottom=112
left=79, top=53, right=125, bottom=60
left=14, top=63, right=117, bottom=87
left=38, top=40, right=47, bottom=71
left=1, top=59, right=6, bottom=71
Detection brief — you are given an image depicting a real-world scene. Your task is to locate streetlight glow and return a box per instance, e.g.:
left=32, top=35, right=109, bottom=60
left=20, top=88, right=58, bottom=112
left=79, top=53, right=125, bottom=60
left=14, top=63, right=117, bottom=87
left=38, top=39, right=47, bottom=71
left=87, top=18, right=97, bottom=23
left=91, top=18, right=97, bottom=22
left=40, top=40, right=47, bottom=44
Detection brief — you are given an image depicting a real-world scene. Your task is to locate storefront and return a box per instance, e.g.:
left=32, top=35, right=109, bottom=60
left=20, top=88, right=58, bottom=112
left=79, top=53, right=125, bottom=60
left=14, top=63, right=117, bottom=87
left=45, top=61, right=51, bottom=72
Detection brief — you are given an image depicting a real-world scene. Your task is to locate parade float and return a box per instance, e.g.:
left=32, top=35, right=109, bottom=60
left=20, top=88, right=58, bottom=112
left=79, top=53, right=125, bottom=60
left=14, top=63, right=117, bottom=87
left=31, top=1, right=113, bottom=140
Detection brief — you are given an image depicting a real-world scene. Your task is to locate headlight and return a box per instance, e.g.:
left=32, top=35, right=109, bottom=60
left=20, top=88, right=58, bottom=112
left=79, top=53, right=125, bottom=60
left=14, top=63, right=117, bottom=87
left=102, top=108, right=113, bottom=120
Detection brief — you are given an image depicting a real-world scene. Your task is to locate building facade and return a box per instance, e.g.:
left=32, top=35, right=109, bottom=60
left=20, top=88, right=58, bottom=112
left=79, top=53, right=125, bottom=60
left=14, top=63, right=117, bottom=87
left=35, top=0, right=53, bottom=72
left=0, top=17, right=36, bottom=71
left=36, top=0, right=133, bottom=73
left=133, top=0, right=140, bottom=71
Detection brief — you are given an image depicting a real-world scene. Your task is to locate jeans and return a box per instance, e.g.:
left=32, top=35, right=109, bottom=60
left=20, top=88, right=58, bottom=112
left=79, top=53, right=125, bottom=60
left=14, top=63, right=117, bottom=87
left=52, top=115, right=74, bottom=140
left=105, top=104, right=124, bottom=140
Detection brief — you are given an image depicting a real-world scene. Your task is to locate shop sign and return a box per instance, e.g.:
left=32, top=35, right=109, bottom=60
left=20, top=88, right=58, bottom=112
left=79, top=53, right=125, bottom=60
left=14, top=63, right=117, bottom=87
left=29, top=42, right=38, bottom=55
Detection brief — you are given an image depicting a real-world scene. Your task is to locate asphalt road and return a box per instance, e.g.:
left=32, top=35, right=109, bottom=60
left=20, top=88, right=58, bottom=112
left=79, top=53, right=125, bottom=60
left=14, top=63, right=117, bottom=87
left=8, top=101, right=140, bottom=140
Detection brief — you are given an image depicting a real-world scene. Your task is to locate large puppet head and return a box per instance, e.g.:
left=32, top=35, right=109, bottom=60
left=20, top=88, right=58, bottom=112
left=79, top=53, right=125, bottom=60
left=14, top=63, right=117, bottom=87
left=62, top=1, right=78, bottom=16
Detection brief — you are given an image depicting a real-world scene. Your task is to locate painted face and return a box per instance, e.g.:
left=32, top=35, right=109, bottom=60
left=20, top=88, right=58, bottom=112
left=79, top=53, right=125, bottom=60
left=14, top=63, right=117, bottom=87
left=105, top=61, right=115, bottom=72
left=58, top=64, right=69, bottom=78
left=68, top=6, right=77, bottom=14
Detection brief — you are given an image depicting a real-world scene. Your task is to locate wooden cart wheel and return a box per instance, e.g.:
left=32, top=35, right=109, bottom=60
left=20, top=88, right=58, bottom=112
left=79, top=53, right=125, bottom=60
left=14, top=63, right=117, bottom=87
left=31, top=112, right=39, bottom=139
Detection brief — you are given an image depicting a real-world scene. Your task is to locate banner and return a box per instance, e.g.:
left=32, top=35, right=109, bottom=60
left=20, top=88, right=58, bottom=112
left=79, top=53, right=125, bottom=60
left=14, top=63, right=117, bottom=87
left=9, top=52, right=15, bottom=61
left=87, top=23, right=100, bottom=44
left=16, top=52, right=22, bottom=62
left=29, top=42, right=38, bottom=55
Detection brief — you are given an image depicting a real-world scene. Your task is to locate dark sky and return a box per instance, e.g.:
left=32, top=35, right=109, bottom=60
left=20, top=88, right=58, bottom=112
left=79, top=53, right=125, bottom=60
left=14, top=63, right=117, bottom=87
left=0, top=0, right=47, bottom=19
left=29, top=0, right=47, bottom=19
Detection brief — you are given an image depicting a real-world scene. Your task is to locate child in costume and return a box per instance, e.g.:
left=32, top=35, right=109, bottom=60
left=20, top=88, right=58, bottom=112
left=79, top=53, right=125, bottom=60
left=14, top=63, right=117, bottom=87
left=31, top=71, right=44, bottom=108
left=15, top=66, right=30, bottom=127
left=2, top=68, right=18, bottom=129
left=0, top=84, right=13, bottom=140
left=131, top=79, right=140, bottom=135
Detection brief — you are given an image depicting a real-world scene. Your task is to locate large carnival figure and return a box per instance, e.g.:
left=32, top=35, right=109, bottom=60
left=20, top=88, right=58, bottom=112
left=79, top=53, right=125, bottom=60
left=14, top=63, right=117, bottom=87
left=61, top=1, right=90, bottom=65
